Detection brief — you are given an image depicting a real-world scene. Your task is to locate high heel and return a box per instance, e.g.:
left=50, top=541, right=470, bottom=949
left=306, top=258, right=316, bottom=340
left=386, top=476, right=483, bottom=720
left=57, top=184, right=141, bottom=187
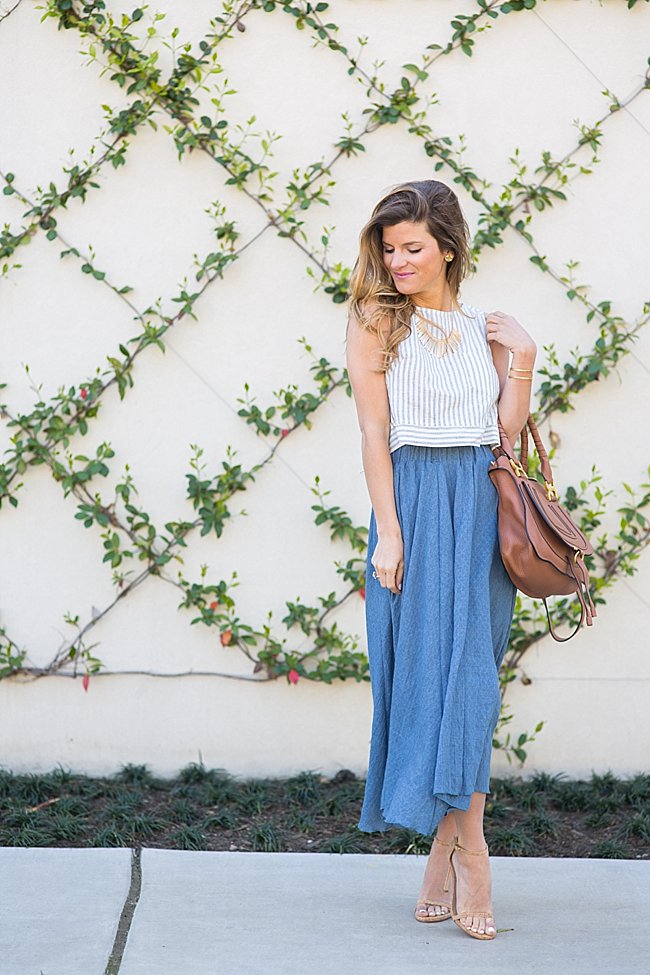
left=413, top=834, right=458, bottom=923
left=448, top=841, right=497, bottom=941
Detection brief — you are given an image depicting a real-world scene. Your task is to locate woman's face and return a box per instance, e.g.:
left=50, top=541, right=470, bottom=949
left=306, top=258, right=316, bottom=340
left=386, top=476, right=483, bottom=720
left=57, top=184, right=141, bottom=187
left=381, top=220, right=449, bottom=296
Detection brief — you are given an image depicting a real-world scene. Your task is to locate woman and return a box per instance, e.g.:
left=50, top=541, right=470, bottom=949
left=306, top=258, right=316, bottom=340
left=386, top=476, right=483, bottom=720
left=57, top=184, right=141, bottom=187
left=345, top=179, right=536, bottom=941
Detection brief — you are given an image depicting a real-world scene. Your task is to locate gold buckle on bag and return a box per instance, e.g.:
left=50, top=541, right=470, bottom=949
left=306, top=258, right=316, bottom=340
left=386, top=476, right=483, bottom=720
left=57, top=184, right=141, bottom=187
left=545, top=480, right=559, bottom=502
left=509, top=458, right=527, bottom=478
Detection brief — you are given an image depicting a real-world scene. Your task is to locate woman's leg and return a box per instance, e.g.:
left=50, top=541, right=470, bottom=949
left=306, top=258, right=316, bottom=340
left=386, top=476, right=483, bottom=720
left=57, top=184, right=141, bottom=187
left=435, top=808, right=457, bottom=842
left=450, top=791, right=496, bottom=937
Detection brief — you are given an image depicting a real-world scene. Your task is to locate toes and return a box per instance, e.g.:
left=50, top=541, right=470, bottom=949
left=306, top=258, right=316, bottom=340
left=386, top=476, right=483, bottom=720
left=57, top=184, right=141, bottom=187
left=416, top=902, right=451, bottom=918
left=462, top=914, right=493, bottom=934
left=466, top=915, right=495, bottom=937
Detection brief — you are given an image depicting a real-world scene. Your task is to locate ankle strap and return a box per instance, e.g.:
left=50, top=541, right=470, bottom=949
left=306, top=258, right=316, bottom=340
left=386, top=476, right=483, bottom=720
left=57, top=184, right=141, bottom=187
left=433, top=834, right=458, bottom=849
left=454, top=841, right=489, bottom=856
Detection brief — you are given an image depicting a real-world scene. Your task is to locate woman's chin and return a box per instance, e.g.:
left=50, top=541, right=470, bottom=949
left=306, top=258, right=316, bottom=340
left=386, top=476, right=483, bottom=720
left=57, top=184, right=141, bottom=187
left=393, top=280, right=417, bottom=293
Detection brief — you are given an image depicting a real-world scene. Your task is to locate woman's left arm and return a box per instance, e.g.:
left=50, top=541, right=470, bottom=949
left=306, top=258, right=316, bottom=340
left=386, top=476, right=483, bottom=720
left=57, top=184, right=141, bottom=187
left=485, top=309, right=537, bottom=446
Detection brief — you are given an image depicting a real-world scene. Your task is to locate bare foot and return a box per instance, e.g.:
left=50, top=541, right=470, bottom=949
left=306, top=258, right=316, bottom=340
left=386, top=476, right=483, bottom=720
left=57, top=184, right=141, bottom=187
left=451, top=843, right=496, bottom=939
left=414, top=834, right=457, bottom=921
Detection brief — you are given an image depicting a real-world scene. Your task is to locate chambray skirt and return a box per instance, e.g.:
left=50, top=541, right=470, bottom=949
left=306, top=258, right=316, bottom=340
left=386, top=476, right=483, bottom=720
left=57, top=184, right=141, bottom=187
left=357, top=443, right=517, bottom=838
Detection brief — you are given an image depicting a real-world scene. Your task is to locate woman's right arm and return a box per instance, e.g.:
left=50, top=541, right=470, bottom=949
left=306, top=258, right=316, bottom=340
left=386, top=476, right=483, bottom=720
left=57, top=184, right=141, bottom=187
left=345, top=307, right=404, bottom=594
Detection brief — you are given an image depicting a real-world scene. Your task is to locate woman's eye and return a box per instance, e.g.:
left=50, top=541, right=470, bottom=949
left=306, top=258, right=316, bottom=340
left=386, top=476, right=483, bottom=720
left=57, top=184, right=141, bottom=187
left=382, top=248, right=422, bottom=254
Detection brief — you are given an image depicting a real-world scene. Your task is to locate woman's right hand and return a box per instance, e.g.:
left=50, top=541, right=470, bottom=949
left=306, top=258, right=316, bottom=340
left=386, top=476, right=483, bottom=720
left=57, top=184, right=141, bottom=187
left=370, top=532, right=404, bottom=594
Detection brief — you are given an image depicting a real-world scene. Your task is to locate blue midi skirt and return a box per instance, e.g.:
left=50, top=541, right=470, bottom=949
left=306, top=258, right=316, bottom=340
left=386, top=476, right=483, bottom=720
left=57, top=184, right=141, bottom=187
left=357, top=443, right=517, bottom=838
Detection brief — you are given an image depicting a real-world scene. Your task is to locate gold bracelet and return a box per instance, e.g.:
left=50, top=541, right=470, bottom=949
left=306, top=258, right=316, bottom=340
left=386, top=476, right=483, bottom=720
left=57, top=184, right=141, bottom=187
left=508, top=370, right=533, bottom=381
left=509, top=366, right=534, bottom=375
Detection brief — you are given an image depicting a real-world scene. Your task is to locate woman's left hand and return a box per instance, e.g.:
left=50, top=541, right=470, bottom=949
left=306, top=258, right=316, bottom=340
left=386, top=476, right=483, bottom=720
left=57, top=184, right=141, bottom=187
left=485, top=310, right=536, bottom=356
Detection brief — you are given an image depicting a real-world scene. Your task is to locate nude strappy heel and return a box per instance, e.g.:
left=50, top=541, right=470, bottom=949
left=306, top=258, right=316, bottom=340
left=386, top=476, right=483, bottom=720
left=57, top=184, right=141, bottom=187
left=447, top=841, right=497, bottom=940
left=413, top=834, right=458, bottom=923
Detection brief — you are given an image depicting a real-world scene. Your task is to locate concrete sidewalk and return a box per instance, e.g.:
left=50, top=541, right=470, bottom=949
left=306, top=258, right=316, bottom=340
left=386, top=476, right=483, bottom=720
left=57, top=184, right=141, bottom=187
left=1, top=848, right=648, bottom=975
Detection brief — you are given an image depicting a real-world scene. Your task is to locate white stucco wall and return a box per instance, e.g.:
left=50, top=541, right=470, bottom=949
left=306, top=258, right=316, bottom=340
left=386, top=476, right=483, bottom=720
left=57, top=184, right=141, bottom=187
left=0, top=0, right=648, bottom=781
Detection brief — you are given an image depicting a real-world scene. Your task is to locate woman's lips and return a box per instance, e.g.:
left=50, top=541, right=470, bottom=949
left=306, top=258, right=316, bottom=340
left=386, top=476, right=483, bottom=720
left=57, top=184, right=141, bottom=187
left=394, top=272, right=414, bottom=279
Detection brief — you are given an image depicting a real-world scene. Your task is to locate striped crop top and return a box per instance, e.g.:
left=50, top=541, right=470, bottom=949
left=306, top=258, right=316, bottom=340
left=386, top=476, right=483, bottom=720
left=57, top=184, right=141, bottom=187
left=385, top=301, right=501, bottom=453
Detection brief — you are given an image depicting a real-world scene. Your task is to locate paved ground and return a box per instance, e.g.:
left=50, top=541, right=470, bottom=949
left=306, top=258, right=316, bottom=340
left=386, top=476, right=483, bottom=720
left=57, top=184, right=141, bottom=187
left=1, top=848, right=648, bottom=975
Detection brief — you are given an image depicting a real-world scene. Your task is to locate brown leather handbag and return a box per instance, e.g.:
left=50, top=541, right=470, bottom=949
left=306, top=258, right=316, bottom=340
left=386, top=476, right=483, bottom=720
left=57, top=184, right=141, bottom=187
left=488, top=414, right=597, bottom=642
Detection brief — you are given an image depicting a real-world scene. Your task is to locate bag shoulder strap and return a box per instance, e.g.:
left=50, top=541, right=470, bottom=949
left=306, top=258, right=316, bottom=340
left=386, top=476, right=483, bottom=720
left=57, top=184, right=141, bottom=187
left=543, top=598, right=584, bottom=642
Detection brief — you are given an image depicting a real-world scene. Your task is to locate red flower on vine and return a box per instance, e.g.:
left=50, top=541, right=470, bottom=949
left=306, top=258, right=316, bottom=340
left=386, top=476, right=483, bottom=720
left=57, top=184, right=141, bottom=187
left=220, top=628, right=233, bottom=646
left=82, top=673, right=90, bottom=692
left=359, top=587, right=365, bottom=600
left=209, top=600, right=219, bottom=610
left=288, top=669, right=300, bottom=685
left=280, top=428, right=290, bottom=438
left=80, top=387, right=88, bottom=400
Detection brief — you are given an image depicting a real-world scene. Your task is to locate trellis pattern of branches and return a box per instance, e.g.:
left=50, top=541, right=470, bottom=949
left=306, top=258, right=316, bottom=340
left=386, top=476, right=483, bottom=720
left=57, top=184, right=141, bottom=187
left=1, top=0, right=649, bottom=764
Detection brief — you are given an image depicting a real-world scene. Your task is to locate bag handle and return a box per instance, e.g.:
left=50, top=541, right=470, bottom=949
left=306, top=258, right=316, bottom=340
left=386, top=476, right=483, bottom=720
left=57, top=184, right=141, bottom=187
left=519, top=414, right=554, bottom=485
left=520, top=423, right=529, bottom=475
left=496, top=413, right=557, bottom=499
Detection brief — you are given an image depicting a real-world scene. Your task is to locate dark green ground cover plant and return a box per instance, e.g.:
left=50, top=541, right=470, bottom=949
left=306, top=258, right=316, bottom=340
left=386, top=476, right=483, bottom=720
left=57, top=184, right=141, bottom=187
left=0, top=764, right=647, bottom=859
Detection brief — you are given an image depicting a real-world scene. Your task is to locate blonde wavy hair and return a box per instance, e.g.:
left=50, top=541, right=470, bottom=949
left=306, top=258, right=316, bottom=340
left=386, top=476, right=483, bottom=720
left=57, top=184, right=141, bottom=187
left=346, top=179, right=474, bottom=372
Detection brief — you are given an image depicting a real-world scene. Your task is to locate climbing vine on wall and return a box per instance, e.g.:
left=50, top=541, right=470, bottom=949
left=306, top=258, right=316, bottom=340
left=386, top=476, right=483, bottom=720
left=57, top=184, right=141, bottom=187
left=1, top=0, right=649, bottom=764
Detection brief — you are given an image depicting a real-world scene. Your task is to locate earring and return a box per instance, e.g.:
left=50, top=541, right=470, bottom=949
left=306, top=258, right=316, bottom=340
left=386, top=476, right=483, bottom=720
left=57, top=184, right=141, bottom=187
left=445, top=254, right=453, bottom=262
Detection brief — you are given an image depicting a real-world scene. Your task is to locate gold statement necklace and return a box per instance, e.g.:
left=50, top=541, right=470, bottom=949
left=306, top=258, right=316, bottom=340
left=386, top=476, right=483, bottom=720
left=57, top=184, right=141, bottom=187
left=413, top=306, right=462, bottom=359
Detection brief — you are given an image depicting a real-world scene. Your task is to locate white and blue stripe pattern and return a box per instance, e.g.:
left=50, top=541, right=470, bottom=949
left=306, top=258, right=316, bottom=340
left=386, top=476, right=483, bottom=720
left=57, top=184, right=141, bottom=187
left=385, top=301, right=501, bottom=453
